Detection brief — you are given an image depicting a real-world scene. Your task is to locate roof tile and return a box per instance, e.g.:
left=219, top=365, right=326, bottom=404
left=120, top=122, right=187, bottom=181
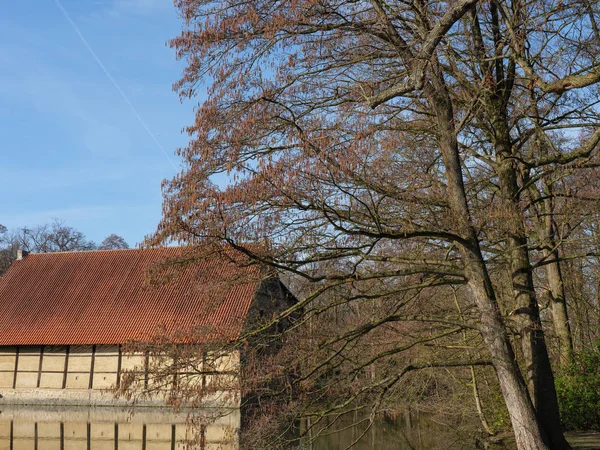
left=0, top=248, right=260, bottom=345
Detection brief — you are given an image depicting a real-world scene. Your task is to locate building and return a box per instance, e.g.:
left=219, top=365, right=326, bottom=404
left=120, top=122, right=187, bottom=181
left=0, top=247, right=294, bottom=407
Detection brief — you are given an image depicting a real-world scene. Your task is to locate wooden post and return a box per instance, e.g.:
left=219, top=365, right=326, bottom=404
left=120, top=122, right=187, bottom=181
left=116, top=345, right=122, bottom=389
left=144, top=351, right=149, bottom=390
left=114, top=423, right=118, bottom=450
left=12, top=346, right=19, bottom=389
left=202, top=351, right=207, bottom=388
left=87, top=422, right=91, bottom=450
left=89, top=345, right=97, bottom=389
left=200, top=424, right=206, bottom=450
left=172, top=351, right=179, bottom=391
left=62, top=346, right=70, bottom=389
left=36, top=346, right=45, bottom=388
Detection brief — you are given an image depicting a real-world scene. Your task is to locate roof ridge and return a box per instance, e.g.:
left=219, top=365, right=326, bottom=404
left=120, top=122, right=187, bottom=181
left=25, top=246, right=182, bottom=256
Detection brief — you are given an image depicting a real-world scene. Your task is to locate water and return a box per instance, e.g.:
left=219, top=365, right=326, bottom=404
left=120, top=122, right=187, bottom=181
left=1, top=407, right=597, bottom=449
left=307, top=410, right=476, bottom=450
left=0, top=406, right=473, bottom=450
left=0, top=406, right=239, bottom=450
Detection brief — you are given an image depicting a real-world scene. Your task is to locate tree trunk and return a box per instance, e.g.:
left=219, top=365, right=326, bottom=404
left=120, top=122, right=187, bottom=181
left=544, top=247, right=574, bottom=368
left=527, top=181, right=575, bottom=369
left=494, top=129, right=570, bottom=449
left=429, top=79, right=550, bottom=450
left=541, top=187, right=574, bottom=368
left=470, top=10, right=568, bottom=445
left=450, top=168, right=550, bottom=450
left=504, top=231, right=567, bottom=450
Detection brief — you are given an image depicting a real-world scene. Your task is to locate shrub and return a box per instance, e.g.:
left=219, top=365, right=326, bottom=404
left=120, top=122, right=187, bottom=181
left=555, top=342, right=600, bottom=431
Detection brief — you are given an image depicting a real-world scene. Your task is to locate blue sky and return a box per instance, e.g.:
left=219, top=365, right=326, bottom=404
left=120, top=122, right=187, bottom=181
left=1, top=0, right=198, bottom=247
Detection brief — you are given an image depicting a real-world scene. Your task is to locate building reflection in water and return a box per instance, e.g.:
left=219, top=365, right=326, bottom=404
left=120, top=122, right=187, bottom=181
left=0, top=406, right=239, bottom=450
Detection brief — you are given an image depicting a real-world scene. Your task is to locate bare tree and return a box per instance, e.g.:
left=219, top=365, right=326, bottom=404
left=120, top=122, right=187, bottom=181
left=0, top=220, right=98, bottom=276
left=98, top=234, right=129, bottom=250
left=16, top=219, right=96, bottom=253
left=145, top=1, right=600, bottom=449
left=0, top=225, right=15, bottom=276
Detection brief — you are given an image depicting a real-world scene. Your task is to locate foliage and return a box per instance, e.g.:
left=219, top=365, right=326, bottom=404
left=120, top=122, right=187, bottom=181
left=486, top=384, right=511, bottom=434
left=555, top=342, right=600, bottom=431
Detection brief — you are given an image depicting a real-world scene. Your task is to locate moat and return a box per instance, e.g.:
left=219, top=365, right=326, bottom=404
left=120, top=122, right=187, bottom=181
left=0, top=406, right=598, bottom=449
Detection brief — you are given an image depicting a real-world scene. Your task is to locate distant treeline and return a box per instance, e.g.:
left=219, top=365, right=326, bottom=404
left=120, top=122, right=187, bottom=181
left=0, top=219, right=128, bottom=276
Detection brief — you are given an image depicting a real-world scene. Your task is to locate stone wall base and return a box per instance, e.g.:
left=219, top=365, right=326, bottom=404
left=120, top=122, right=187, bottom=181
left=0, top=388, right=238, bottom=408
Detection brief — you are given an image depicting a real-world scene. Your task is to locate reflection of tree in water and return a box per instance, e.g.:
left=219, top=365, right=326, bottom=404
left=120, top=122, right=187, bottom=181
left=304, top=410, right=478, bottom=450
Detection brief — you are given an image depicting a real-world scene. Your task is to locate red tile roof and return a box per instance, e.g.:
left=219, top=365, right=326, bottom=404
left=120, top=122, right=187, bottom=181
left=0, top=248, right=261, bottom=345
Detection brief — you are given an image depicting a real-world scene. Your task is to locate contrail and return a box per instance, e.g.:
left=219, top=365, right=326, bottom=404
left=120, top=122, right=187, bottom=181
left=53, top=0, right=178, bottom=170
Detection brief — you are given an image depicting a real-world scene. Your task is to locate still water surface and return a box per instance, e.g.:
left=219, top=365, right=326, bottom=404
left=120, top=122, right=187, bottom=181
left=0, top=406, right=238, bottom=450
left=308, top=410, right=475, bottom=450
left=12, top=406, right=600, bottom=450
left=0, top=406, right=476, bottom=450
